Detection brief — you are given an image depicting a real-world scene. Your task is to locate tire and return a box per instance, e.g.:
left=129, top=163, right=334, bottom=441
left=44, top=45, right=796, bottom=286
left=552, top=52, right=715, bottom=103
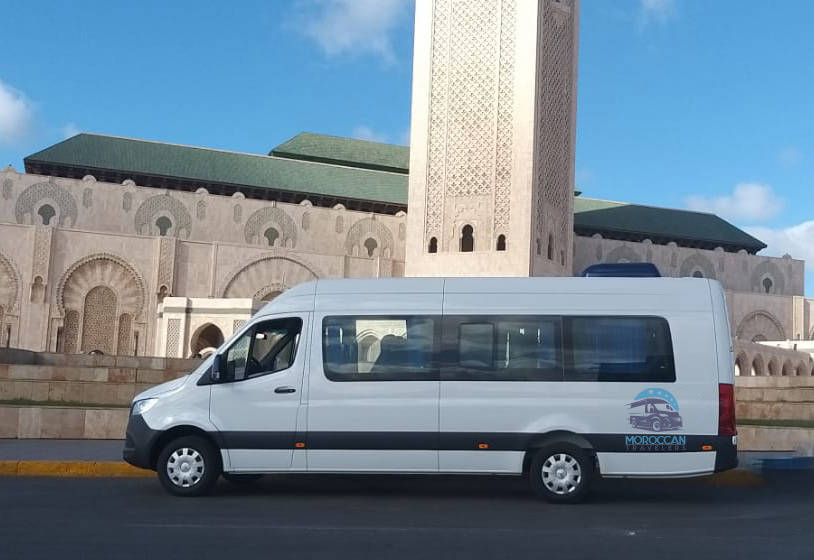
left=223, top=473, right=263, bottom=484
left=529, top=444, right=593, bottom=504
left=156, top=435, right=221, bottom=497
left=650, top=418, right=662, bottom=432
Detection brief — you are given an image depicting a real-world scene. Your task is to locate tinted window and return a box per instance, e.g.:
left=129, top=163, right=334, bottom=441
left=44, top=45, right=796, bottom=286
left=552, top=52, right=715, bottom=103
left=565, top=316, right=675, bottom=382
left=446, top=316, right=563, bottom=381
left=224, top=318, right=302, bottom=382
left=322, top=316, right=439, bottom=381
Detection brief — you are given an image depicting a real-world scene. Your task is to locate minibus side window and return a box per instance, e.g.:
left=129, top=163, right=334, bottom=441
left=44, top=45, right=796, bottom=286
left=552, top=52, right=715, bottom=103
left=443, top=316, right=563, bottom=381
left=564, top=316, right=675, bottom=383
left=223, top=318, right=303, bottom=382
left=322, top=316, right=440, bottom=381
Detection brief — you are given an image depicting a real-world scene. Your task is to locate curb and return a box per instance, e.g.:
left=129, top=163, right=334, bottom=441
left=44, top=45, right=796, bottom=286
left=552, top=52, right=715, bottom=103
left=0, top=460, right=152, bottom=478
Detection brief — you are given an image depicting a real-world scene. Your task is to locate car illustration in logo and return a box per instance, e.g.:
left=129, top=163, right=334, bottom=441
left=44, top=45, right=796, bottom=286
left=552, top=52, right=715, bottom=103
left=627, top=388, right=683, bottom=432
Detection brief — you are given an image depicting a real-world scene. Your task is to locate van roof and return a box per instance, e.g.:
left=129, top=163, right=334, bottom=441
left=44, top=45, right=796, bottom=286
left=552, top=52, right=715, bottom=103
left=260, top=276, right=715, bottom=315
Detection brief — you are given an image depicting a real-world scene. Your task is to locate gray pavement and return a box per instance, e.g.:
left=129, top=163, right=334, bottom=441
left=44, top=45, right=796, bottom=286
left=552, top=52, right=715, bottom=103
left=0, top=439, right=124, bottom=461
left=1, top=474, right=813, bottom=559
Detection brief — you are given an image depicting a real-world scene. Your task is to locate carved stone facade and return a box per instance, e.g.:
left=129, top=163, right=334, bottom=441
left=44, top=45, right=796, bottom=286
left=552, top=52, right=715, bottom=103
left=0, top=167, right=404, bottom=355
left=406, top=0, right=577, bottom=276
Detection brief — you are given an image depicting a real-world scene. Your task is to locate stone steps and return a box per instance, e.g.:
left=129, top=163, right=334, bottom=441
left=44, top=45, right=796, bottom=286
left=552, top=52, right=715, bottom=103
left=737, top=387, right=814, bottom=403
left=737, top=401, right=814, bottom=422
left=0, top=379, right=151, bottom=407
left=0, top=405, right=128, bottom=439
left=737, top=425, right=814, bottom=452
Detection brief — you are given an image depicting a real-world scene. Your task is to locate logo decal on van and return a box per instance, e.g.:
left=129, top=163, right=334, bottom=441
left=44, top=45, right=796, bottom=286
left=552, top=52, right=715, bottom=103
left=627, top=388, right=683, bottom=433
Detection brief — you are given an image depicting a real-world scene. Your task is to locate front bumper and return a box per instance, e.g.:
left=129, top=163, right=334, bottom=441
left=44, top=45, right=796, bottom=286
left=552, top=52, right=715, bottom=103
left=122, top=412, right=161, bottom=470
left=713, top=434, right=738, bottom=472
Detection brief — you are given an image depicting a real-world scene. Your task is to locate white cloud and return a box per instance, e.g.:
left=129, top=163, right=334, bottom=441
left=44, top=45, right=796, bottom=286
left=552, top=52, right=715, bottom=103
left=685, top=183, right=784, bottom=222
left=61, top=122, right=81, bottom=139
left=351, top=125, right=389, bottom=143
left=746, top=222, right=814, bottom=267
left=777, top=146, right=802, bottom=168
left=296, top=0, right=411, bottom=63
left=0, top=78, right=34, bottom=146
left=638, top=0, right=676, bottom=27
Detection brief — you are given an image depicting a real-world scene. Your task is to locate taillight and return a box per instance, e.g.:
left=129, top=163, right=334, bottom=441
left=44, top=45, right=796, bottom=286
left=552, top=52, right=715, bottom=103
left=718, top=383, right=737, bottom=436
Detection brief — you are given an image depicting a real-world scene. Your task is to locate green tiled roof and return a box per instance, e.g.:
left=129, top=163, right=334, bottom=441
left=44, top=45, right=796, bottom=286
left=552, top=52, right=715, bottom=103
left=25, top=133, right=408, bottom=206
left=23, top=133, right=765, bottom=252
left=271, top=132, right=410, bottom=174
left=574, top=197, right=766, bottom=252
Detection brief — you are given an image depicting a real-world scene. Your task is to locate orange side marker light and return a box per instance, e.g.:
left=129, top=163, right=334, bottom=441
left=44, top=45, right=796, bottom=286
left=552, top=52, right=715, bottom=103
left=701, top=445, right=713, bottom=451
left=295, top=442, right=306, bottom=448
left=477, top=443, right=489, bottom=449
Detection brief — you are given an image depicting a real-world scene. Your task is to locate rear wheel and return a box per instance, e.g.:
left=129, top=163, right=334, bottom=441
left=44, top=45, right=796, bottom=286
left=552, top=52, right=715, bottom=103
left=529, top=444, right=593, bottom=504
left=156, top=435, right=221, bottom=497
left=650, top=418, right=663, bottom=431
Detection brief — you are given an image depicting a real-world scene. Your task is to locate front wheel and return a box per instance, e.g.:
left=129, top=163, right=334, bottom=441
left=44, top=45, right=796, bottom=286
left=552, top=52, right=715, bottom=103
left=529, top=444, right=593, bottom=504
left=156, top=435, right=221, bottom=497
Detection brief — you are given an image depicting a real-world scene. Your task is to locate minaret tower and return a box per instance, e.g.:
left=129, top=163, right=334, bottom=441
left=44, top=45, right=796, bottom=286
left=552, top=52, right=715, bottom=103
left=405, top=0, right=579, bottom=276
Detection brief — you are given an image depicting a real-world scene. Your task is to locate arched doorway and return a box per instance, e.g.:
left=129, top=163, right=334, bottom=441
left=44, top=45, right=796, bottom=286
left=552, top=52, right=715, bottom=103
left=59, top=254, right=145, bottom=355
left=189, top=323, right=225, bottom=358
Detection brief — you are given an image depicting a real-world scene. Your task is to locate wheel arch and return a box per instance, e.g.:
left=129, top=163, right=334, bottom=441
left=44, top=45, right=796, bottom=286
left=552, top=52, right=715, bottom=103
left=521, top=431, right=596, bottom=474
left=150, top=425, right=221, bottom=470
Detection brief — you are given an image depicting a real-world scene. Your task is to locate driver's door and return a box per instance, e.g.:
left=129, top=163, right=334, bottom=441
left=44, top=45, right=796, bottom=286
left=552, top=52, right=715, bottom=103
left=210, top=315, right=308, bottom=472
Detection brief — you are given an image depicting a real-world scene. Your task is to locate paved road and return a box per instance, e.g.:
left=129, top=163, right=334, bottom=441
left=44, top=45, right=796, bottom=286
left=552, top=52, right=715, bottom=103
left=1, top=473, right=812, bottom=560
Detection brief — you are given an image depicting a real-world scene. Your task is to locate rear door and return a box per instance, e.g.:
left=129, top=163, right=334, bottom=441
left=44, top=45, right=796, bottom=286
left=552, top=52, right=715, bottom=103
left=306, top=282, right=443, bottom=472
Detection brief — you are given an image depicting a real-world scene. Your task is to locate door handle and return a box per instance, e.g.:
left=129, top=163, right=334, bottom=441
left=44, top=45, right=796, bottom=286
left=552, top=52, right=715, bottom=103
left=274, top=386, right=296, bottom=394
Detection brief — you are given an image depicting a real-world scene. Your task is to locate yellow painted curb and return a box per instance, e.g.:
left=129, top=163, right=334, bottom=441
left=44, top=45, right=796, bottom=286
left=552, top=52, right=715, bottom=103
left=0, top=460, right=152, bottom=478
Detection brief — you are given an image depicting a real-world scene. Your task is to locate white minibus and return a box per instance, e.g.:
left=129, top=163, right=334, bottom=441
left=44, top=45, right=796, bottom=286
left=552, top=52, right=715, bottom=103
left=124, top=277, right=738, bottom=503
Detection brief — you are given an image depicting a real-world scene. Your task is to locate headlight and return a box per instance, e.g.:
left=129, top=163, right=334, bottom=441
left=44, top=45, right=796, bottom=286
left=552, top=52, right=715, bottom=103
left=132, top=398, right=158, bottom=416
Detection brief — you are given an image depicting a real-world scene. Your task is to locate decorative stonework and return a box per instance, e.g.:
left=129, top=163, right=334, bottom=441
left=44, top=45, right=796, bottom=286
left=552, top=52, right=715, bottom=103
left=493, top=0, right=516, bottom=237
left=335, top=215, right=344, bottom=233
left=301, top=212, right=311, bottom=231
left=220, top=255, right=320, bottom=299
left=535, top=0, right=576, bottom=263
left=233, top=319, right=246, bottom=334
left=0, top=252, right=20, bottom=314
left=166, top=318, right=181, bottom=357
left=117, top=313, right=133, bottom=355
left=736, top=311, right=786, bottom=342
left=134, top=194, right=192, bottom=238
left=244, top=207, right=298, bottom=247
left=156, top=237, right=177, bottom=296
left=122, top=192, right=133, bottom=212
left=62, top=310, right=79, bottom=354
left=345, top=218, right=394, bottom=258
left=2, top=178, right=12, bottom=200
left=57, top=253, right=146, bottom=321
left=750, top=261, right=785, bottom=294
left=32, top=226, right=52, bottom=282
left=679, top=253, right=717, bottom=279
left=82, top=188, right=93, bottom=209
left=233, top=204, right=242, bottom=223
left=15, top=182, right=78, bottom=227
left=81, top=285, right=117, bottom=354
left=196, top=200, right=207, bottom=220
left=398, top=222, right=406, bottom=241
left=605, top=245, right=641, bottom=264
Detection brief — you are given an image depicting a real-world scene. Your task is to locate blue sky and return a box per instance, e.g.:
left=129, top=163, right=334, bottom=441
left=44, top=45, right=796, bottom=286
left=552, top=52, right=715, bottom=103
left=1, top=0, right=812, bottom=291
